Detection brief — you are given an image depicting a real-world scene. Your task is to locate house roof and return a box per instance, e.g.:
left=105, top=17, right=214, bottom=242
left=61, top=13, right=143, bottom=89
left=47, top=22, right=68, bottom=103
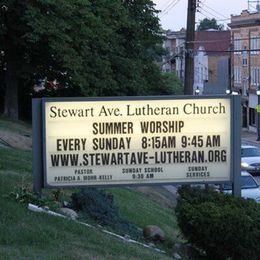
left=229, top=10, right=260, bottom=28
left=194, top=31, right=231, bottom=56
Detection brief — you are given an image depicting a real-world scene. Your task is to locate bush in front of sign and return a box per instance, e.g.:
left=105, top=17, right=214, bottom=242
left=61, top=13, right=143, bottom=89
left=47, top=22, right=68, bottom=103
left=71, top=188, right=141, bottom=239
left=175, top=186, right=260, bottom=260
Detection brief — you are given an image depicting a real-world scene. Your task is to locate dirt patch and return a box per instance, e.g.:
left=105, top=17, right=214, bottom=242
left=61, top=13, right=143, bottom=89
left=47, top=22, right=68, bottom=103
left=0, top=130, right=32, bottom=150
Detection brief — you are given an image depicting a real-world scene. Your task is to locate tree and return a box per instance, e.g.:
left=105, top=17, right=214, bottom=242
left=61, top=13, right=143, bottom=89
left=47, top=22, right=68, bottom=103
left=142, top=71, right=183, bottom=96
left=197, top=18, right=224, bottom=31
left=0, top=0, right=174, bottom=119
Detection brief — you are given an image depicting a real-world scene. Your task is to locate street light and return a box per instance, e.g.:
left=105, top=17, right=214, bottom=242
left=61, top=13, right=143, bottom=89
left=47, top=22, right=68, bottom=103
left=195, top=86, right=200, bottom=95
left=256, top=86, right=260, bottom=141
left=225, top=89, right=231, bottom=95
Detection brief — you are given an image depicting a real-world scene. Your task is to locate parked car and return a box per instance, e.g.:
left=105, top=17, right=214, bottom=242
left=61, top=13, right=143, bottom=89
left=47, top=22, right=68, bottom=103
left=223, top=171, right=260, bottom=203
left=241, top=144, right=260, bottom=174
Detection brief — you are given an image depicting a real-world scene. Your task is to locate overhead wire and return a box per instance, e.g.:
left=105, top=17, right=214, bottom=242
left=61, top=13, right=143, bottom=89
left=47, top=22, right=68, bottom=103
left=159, top=0, right=181, bottom=18
left=196, top=9, right=211, bottom=21
left=196, top=1, right=231, bottom=25
left=202, top=3, right=229, bottom=20
left=160, top=0, right=178, bottom=14
left=160, top=0, right=175, bottom=10
left=198, top=7, right=224, bottom=21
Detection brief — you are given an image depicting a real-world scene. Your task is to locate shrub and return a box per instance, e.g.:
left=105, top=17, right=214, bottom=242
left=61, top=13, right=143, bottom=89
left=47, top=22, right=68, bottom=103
left=176, top=186, right=260, bottom=260
left=71, top=188, right=141, bottom=239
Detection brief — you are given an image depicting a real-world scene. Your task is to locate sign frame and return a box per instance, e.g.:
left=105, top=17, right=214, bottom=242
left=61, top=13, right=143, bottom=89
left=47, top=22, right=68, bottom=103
left=33, top=95, right=241, bottom=196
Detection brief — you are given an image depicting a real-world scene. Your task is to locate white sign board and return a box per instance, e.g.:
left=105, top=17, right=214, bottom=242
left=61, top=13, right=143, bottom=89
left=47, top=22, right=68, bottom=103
left=43, top=97, right=231, bottom=187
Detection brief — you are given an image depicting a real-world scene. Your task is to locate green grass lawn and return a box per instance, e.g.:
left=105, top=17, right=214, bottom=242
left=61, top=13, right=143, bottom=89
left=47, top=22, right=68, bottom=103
left=0, top=118, right=180, bottom=259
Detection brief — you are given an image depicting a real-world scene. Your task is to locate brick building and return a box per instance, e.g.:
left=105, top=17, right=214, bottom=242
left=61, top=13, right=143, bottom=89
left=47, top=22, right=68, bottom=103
left=162, top=30, right=231, bottom=94
left=194, top=31, right=231, bottom=94
left=229, top=9, right=260, bottom=131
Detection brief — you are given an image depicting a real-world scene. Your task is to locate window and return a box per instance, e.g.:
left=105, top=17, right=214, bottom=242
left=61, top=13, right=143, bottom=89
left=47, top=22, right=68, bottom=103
left=250, top=36, right=260, bottom=55
left=249, top=107, right=256, bottom=126
left=204, top=67, right=208, bottom=81
left=234, top=66, right=241, bottom=83
left=241, top=147, right=260, bottom=157
left=241, top=176, right=258, bottom=189
left=234, top=38, right=242, bottom=54
left=250, top=67, right=260, bottom=85
left=242, top=48, right=247, bottom=66
left=242, top=81, right=248, bottom=96
left=223, top=175, right=258, bottom=190
left=195, top=66, right=206, bottom=84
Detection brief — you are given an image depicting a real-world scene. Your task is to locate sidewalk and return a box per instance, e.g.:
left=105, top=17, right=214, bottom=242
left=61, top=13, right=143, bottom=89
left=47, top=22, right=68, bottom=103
left=242, top=129, right=260, bottom=146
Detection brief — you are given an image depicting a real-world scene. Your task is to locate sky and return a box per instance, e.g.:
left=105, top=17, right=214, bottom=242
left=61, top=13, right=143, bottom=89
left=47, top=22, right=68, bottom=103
left=153, top=0, right=252, bottom=31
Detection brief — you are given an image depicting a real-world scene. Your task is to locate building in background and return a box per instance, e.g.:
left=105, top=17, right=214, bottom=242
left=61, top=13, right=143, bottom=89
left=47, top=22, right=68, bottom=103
left=161, top=28, right=186, bottom=84
left=194, top=31, right=231, bottom=95
left=229, top=8, right=260, bottom=131
left=162, top=29, right=231, bottom=95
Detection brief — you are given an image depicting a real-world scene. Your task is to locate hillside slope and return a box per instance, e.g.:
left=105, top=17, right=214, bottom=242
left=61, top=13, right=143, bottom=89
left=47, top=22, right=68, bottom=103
left=0, top=116, right=180, bottom=259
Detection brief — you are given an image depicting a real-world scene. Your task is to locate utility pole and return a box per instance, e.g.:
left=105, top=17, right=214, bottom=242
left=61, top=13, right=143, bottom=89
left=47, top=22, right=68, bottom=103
left=184, top=0, right=196, bottom=95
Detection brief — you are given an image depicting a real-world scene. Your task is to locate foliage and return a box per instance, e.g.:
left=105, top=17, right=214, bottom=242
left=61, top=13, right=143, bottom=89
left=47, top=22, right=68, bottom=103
left=160, top=72, right=183, bottom=95
left=176, top=186, right=260, bottom=260
left=6, top=183, right=64, bottom=210
left=197, top=18, right=224, bottom=31
left=7, top=184, right=46, bottom=205
left=0, top=0, right=174, bottom=119
left=71, top=188, right=141, bottom=239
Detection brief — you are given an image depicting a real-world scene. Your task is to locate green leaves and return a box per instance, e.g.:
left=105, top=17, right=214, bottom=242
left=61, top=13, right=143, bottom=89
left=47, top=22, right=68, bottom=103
left=197, top=18, right=224, bottom=31
left=2, top=0, right=181, bottom=119
left=176, top=186, right=260, bottom=259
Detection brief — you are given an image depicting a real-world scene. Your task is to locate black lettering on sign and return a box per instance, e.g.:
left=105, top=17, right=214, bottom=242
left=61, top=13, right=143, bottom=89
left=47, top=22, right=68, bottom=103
left=183, top=103, right=226, bottom=115
left=98, top=175, right=112, bottom=180
left=92, top=137, right=131, bottom=150
left=154, top=151, right=205, bottom=164
left=141, top=136, right=176, bottom=149
left=83, top=175, right=97, bottom=181
left=74, top=169, right=93, bottom=175
left=49, top=106, right=94, bottom=118
left=206, top=135, right=220, bottom=147
left=98, top=106, right=122, bottom=117
left=208, top=150, right=227, bottom=162
left=82, top=152, right=149, bottom=166
left=140, top=121, right=184, bottom=133
left=56, top=138, right=87, bottom=151
left=186, top=172, right=210, bottom=178
left=92, top=122, right=133, bottom=135
left=51, top=154, right=79, bottom=167
left=54, top=176, right=76, bottom=182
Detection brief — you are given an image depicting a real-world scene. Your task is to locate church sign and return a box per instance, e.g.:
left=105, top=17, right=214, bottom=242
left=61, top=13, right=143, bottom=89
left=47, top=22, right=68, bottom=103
left=32, top=95, right=241, bottom=195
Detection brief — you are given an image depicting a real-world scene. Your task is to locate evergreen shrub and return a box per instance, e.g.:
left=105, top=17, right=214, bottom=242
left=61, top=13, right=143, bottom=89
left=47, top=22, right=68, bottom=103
left=176, top=186, right=260, bottom=260
left=71, top=188, right=141, bottom=239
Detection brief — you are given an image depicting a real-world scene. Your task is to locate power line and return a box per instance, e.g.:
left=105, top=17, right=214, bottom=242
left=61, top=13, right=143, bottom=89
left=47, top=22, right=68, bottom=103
left=160, top=0, right=178, bottom=14
left=202, top=3, right=229, bottom=20
left=198, top=6, right=223, bottom=21
left=187, top=38, right=231, bottom=44
left=196, top=9, right=211, bottom=20
left=196, top=1, right=231, bottom=24
left=159, top=0, right=181, bottom=18
left=160, top=0, right=175, bottom=10
left=196, top=9, right=230, bottom=23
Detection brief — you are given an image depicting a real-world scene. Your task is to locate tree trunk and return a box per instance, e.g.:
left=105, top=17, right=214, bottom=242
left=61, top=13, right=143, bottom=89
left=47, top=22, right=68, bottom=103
left=3, top=60, right=19, bottom=120
left=2, top=7, right=19, bottom=120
